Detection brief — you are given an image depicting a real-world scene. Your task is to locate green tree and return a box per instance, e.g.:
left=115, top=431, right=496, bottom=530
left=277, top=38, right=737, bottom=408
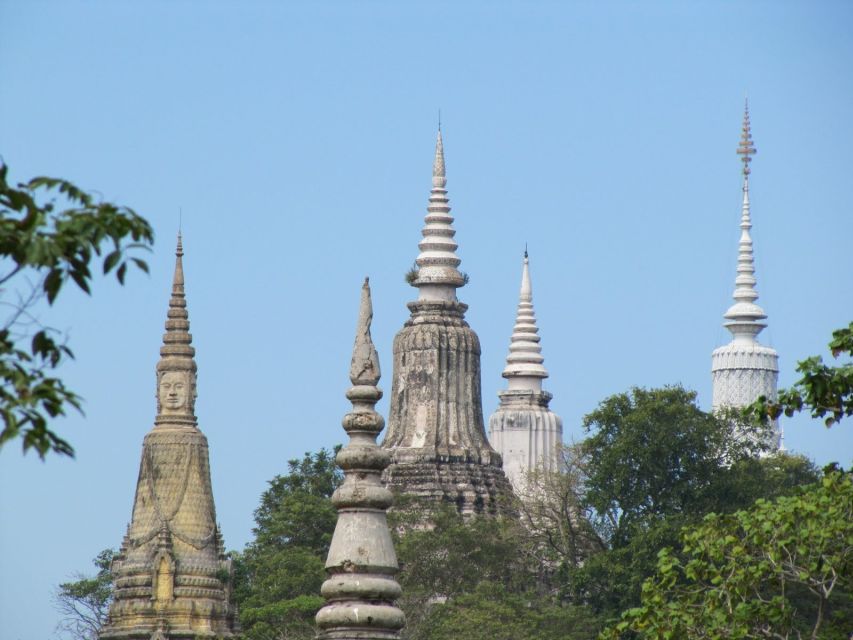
left=565, top=386, right=817, bottom=616
left=233, top=448, right=342, bottom=640
left=747, top=322, right=853, bottom=427
left=53, top=549, right=115, bottom=640
left=602, top=469, right=853, bottom=640
left=414, top=582, right=602, bottom=640
left=0, top=162, right=153, bottom=458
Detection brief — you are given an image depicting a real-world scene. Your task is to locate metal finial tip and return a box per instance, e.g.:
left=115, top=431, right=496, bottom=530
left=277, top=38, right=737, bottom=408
left=524, top=243, right=528, bottom=259
left=438, top=108, right=441, bottom=132
left=176, top=232, right=184, bottom=257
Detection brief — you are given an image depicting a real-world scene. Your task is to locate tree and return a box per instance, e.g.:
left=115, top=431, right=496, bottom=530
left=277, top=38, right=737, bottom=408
left=747, top=322, right=853, bottom=427
left=601, top=468, right=853, bottom=640
left=517, top=443, right=604, bottom=576
left=564, top=386, right=816, bottom=615
left=53, top=548, right=115, bottom=640
left=233, top=448, right=342, bottom=640
left=0, top=161, right=154, bottom=458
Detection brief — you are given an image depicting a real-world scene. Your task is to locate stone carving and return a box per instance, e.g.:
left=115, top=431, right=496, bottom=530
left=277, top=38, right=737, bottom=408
left=316, top=278, right=405, bottom=640
left=100, top=236, right=238, bottom=640
left=382, top=131, right=513, bottom=516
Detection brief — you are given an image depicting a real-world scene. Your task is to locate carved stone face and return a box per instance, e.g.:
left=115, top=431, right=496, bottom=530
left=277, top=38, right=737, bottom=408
left=159, top=371, right=190, bottom=414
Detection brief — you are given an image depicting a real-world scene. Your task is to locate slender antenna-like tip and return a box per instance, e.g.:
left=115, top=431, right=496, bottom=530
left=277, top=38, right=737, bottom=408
left=178, top=207, right=182, bottom=233
left=524, top=243, right=528, bottom=259
left=438, top=108, right=441, bottom=132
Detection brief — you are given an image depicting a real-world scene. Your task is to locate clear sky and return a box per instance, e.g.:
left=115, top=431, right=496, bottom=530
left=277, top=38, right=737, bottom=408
left=1, top=2, right=852, bottom=638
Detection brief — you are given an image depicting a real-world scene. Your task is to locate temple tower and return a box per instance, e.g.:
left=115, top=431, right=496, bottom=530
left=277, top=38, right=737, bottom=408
left=316, top=278, right=405, bottom=640
left=711, top=103, right=781, bottom=450
left=382, top=129, right=514, bottom=515
left=100, top=236, right=238, bottom=640
left=488, top=250, right=563, bottom=492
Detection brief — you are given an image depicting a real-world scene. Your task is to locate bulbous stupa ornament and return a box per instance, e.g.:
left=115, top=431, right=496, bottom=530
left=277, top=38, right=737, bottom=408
left=711, top=103, right=781, bottom=450
left=100, top=235, right=238, bottom=640
left=316, top=278, right=405, bottom=640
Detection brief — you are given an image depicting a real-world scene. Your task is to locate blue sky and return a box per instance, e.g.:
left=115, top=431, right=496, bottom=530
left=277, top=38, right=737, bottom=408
left=1, top=2, right=852, bottom=638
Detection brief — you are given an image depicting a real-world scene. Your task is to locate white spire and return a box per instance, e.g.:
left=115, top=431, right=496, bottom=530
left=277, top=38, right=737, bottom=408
left=723, top=101, right=767, bottom=344
left=502, top=249, right=548, bottom=391
left=413, top=128, right=466, bottom=302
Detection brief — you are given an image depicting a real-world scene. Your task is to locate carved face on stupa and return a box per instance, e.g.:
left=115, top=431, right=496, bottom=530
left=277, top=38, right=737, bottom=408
left=158, top=371, right=193, bottom=414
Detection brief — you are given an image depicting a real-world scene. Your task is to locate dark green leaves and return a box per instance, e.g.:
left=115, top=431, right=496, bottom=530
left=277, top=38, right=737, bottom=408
left=0, top=161, right=154, bottom=458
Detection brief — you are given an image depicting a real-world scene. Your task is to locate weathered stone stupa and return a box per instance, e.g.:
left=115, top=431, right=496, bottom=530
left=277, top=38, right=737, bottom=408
left=488, top=250, right=563, bottom=492
left=100, top=236, right=238, bottom=640
left=711, top=103, right=781, bottom=450
left=316, top=278, right=405, bottom=640
left=382, top=130, right=514, bottom=515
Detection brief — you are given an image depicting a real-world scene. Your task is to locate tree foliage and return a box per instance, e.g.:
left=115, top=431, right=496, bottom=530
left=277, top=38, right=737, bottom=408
left=563, top=386, right=817, bottom=616
left=0, top=162, right=153, bottom=458
left=747, top=322, right=853, bottom=428
left=233, top=448, right=342, bottom=640
left=602, top=469, right=853, bottom=640
left=53, top=548, right=115, bottom=640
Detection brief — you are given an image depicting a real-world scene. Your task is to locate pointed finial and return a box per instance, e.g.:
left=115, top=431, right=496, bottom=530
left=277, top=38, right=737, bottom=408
left=432, top=128, right=446, bottom=181
left=317, top=281, right=405, bottom=639
left=737, top=100, right=757, bottom=176
left=524, top=243, right=528, bottom=259
left=155, top=234, right=198, bottom=426
left=438, top=108, right=441, bottom=132
left=414, top=129, right=465, bottom=301
left=724, top=105, right=767, bottom=343
left=503, top=252, right=548, bottom=390
left=349, top=277, right=381, bottom=386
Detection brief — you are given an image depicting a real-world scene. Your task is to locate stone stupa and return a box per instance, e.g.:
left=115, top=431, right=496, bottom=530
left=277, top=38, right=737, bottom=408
left=381, top=129, right=514, bottom=515
left=100, top=236, right=238, bottom=640
left=488, top=250, right=563, bottom=492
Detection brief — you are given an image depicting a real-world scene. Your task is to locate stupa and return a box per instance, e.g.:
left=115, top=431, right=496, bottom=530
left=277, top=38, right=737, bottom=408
left=488, top=250, right=563, bottom=492
left=100, top=236, right=238, bottom=640
left=711, top=103, right=781, bottom=450
left=381, top=129, right=514, bottom=515
left=316, top=278, right=405, bottom=639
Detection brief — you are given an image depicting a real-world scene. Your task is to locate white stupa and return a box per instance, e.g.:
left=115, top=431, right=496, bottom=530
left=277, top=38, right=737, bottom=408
left=488, top=250, right=563, bottom=492
left=711, top=102, right=781, bottom=450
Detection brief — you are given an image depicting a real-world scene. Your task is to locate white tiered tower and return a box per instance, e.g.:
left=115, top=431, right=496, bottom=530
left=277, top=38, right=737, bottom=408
left=711, top=103, right=781, bottom=450
left=489, top=250, right=563, bottom=492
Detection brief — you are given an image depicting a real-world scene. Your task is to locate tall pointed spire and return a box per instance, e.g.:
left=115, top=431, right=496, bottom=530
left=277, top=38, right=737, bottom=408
left=101, top=236, right=238, bottom=640
left=383, top=130, right=513, bottom=516
left=711, top=103, right=780, bottom=452
left=317, top=278, right=405, bottom=639
left=155, top=233, right=197, bottom=428
left=502, top=249, right=549, bottom=391
left=489, top=250, right=562, bottom=492
left=723, top=101, right=767, bottom=344
left=412, top=128, right=466, bottom=302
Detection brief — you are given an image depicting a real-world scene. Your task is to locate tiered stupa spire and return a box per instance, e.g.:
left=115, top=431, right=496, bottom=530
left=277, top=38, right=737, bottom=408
left=413, top=129, right=466, bottom=302
left=316, top=279, right=405, bottom=640
left=489, top=250, right=562, bottom=492
left=724, top=101, right=767, bottom=344
left=100, top=236, right=238, bottom=640
left=382, top=129, right=513, bottom=515
left=502, top=249, right=549, bottom=390
left=711, top=103, right=781, bottom=451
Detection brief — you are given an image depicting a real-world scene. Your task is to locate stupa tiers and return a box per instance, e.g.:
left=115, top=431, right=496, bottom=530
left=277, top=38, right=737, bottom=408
left=100, top=236, right=238, bottom=640
left=488, top=251, right=563, bottom=492
left=382, top=130, right=514, bottom=515
left=711, top=103, right=781, bottom=450
left=316, top=278, right=405, bottom=640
